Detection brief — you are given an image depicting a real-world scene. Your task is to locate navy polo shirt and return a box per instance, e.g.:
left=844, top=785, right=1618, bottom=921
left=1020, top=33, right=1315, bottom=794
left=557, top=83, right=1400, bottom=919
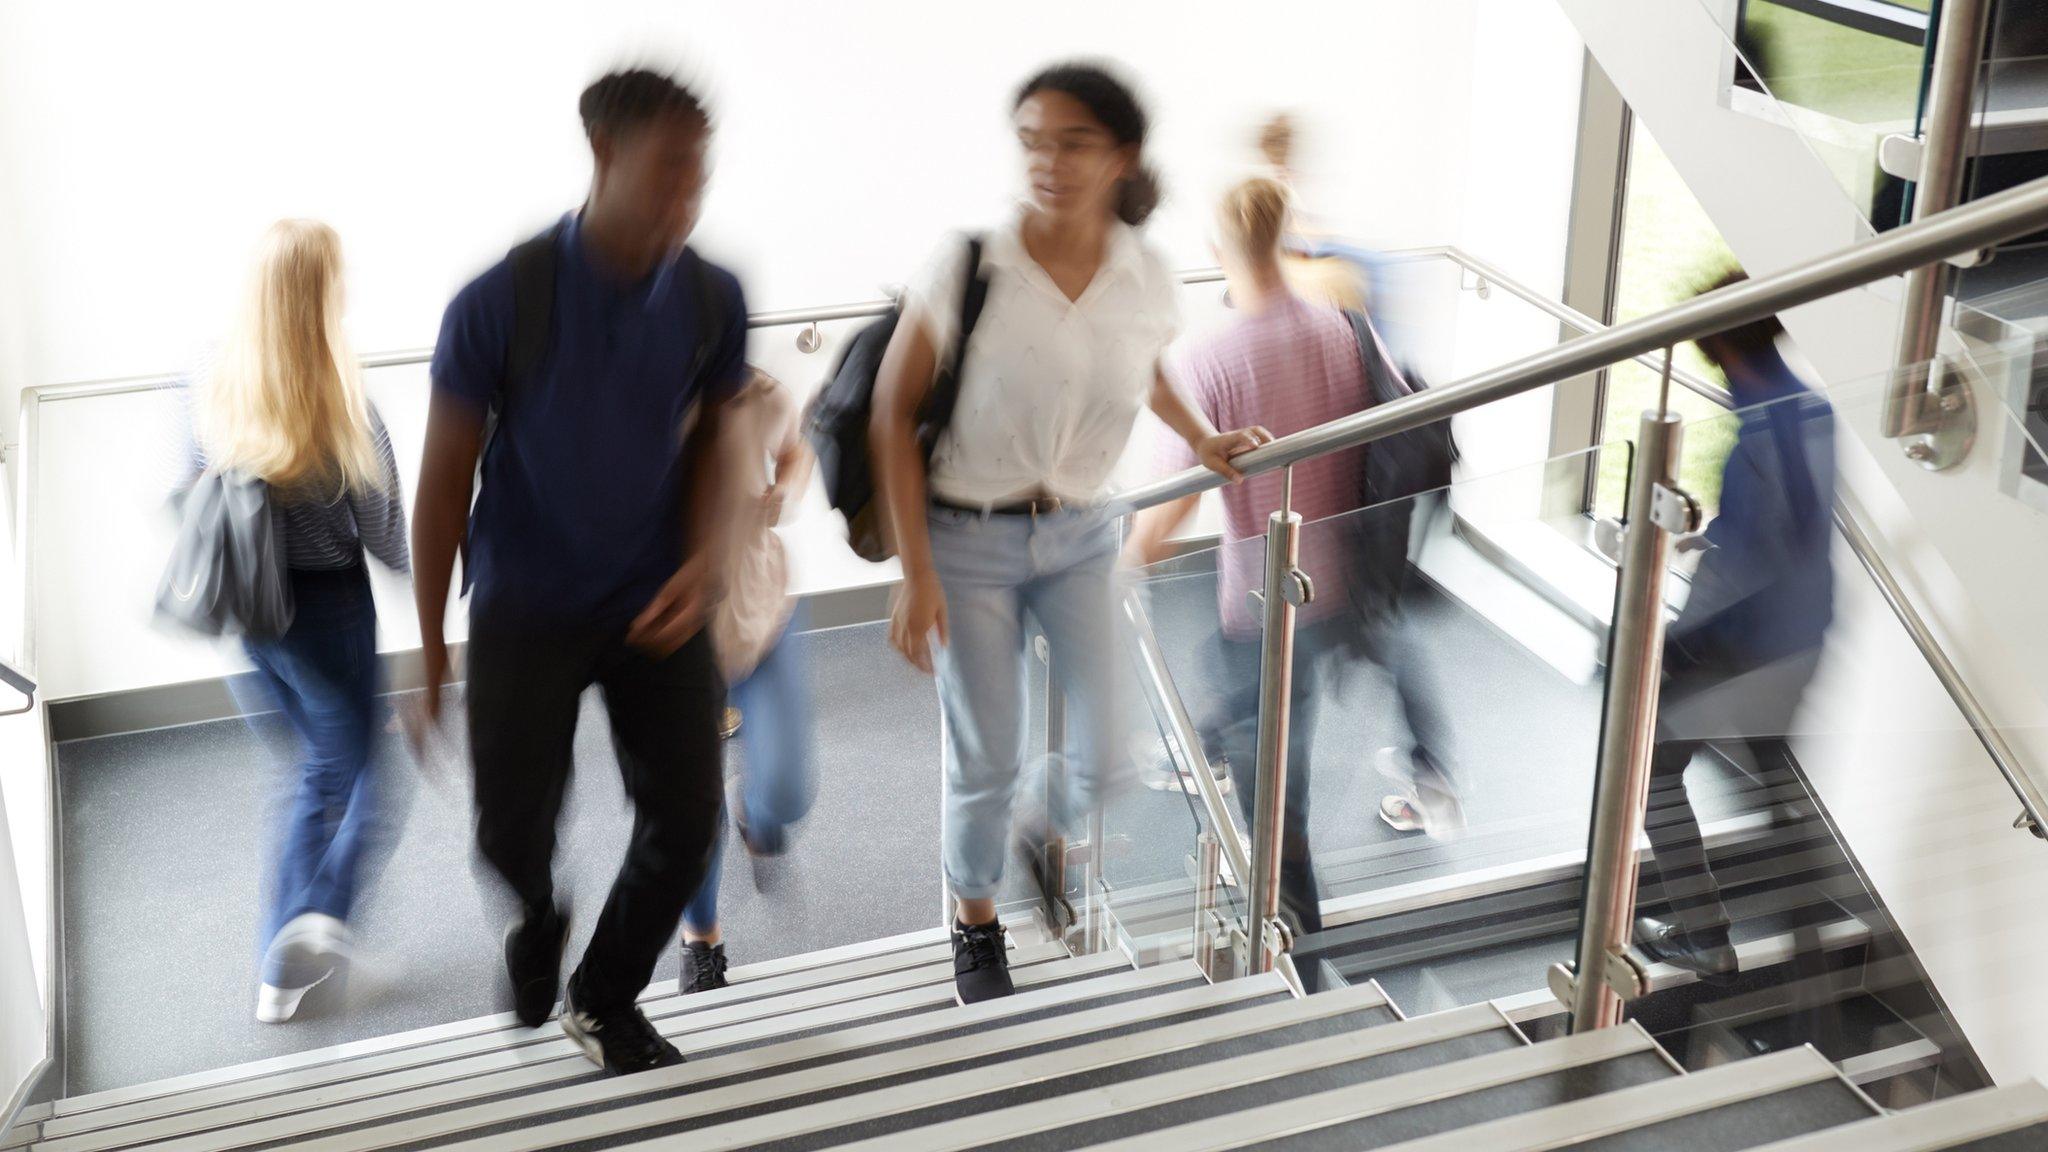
left=431, top=212, right=748, bottom=625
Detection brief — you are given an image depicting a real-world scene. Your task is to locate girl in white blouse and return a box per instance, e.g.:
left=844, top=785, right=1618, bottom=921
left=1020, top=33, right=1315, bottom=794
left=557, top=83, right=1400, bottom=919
left=872, top=62, right=1267, bottom=1003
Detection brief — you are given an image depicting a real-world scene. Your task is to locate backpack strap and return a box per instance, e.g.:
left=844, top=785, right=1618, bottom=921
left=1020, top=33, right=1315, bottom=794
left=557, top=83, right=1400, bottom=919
left=504, top=222, right=563, bottom=412
left=1344, top=308, right=1410, bottom=404
left=918, top=235, right=990, bottom=444
left=952, top=235, right=990, bottom=376
left=686, top=249, right=729, bottom=393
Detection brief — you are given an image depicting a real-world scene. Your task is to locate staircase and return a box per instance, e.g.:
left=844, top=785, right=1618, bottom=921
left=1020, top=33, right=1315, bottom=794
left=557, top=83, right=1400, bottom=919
left=5, top=914, right=2044, bottom=1152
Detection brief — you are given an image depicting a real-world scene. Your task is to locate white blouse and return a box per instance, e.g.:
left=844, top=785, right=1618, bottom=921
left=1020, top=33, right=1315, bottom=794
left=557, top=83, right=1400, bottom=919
left=904, top=216, right=1181, bottom=506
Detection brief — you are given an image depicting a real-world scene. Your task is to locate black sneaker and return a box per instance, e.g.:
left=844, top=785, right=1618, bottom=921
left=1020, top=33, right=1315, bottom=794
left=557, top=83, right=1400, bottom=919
left=1635, top=915, right=1739, bottom=987
left=681, top=941, right=729, bottom=995
left=504, top=904, right=569, bottom=1028
left=560, top=987, right=685, bottom=1075
left=951, top=919, right=1014, bottom=1004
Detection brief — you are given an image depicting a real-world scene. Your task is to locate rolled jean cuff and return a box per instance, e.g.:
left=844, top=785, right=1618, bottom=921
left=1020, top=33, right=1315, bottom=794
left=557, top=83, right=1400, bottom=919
left=946, top=876, right=1004, bottom=902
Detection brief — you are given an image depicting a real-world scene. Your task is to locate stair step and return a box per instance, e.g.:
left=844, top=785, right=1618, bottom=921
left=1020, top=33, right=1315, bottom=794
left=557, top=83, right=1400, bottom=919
left=66, top=959, right=1249, bottom=1152
left=1317, top=879, right=1872, bottom=1022
left=1744, top=1080, right=2048, bottom=1151
left=820, top=1018, right=1653, bottom=1152
left=557, top=981, right=1432, bottom=1152
left=1327, top=1046, right=1870, bottom=1152
left=335, top=967, right=1296, bottom=1152
left=35, top=920, right=987, bottom=1131
left=32, top=938, right=1076, bottom=1151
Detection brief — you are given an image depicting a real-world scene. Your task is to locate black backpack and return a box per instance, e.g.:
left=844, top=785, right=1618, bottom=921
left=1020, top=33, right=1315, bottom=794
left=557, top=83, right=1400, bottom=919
left=807, top=236, right=988, bottom=563
left=1346, top=308, right=1458, bottom=608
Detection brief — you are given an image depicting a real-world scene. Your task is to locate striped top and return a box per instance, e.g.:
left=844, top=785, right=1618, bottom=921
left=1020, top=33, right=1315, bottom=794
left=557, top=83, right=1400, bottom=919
left=1157, top=293, right=1372, bottom=638
left=173, top=389, right=411, bottom=574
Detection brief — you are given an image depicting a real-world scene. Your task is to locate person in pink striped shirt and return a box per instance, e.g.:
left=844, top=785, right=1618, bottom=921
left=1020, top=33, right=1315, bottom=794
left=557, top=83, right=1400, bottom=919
left=1129, top=177, right=1464, bottom=933
left=1127, top=175, right=1381, bottom=935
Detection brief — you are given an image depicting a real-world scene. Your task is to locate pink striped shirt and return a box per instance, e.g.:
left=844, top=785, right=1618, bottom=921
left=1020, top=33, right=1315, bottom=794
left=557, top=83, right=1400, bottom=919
left=1157, top=293, right=1374, bottom=638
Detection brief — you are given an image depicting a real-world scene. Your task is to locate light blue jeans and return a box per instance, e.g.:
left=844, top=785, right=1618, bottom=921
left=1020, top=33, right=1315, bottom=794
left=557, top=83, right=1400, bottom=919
left=928, top=504, right=1128, bottom=901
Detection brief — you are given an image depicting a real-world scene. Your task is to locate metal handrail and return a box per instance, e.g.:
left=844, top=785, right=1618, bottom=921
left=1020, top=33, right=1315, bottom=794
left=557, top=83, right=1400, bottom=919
left=1116, top=170, right=2048, bottom=515
left=0, top=659, right=33, bottom=718
left=1120, top=588, right=1250, bottom=888
left=1834, top=494, right=2048, bottom=836
left=16, top=271, right=1231, bottom=409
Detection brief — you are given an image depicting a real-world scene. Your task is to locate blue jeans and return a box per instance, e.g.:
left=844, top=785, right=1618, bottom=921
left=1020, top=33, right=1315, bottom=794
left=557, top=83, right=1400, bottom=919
left=239, top=566, right=380, bottom=952
left=682, top=613, right=818, bottom=933
left=928, top=505, right=1127, bottom=901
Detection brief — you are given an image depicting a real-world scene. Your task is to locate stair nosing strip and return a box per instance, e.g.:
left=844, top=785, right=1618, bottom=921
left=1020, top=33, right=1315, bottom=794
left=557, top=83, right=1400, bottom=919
left=49, top=954, right=1166, bottom=1152
left=635, top=996, right=1513, bottom=1152
left=1839, top=1039, right=1945, bottom=1085
left=1361, top=1046, right=1845, bottom=1152
left=39, top=917, right=1002, bottom=1120
left=806, top=1008, right=1638, bottom=1147
left=1741, top=1079, right=2048, bottom=1152
left=264, top=966, right=1283, bottom=1152
left=38, top=940, right=1070, bottom=1147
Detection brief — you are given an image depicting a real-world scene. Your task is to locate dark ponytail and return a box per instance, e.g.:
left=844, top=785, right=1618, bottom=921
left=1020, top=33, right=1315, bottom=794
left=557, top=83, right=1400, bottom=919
left=1015, top=62, right=1161, bottom=226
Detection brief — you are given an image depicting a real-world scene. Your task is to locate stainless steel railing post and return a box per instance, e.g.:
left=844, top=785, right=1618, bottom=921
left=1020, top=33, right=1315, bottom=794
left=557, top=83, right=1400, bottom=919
left=1885, top=0, right=1992, bottom=467
left=1248, top=468, right=1310, bottom=975
left=1039, top=635, right=1075, bottom=943
left=1566, top=408, right=1691, bottom=1031
left=1194, top=832, right=1225, bottom=981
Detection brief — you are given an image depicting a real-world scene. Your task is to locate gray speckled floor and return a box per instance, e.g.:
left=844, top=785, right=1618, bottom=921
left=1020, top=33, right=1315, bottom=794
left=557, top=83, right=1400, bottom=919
left=57, top=574, right=1617, bottom=1092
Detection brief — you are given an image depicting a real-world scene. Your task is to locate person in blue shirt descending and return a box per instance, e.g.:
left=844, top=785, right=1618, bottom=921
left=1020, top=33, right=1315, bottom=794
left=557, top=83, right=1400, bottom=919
left=1635, top=267, right=1836, bottom=985
left=412, top=68, right=746, bottom=1076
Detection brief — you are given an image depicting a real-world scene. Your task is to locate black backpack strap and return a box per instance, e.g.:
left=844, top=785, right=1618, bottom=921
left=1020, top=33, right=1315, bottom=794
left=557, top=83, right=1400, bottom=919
left=918, top=235, right=990, bottom=445
left=1344, top=308, right=1407, bottom=406
left=952, top=235, right=990, bottom=377
left=504, top=222, right=563, bottom=410
left=686, top=249, right=729, bottom=392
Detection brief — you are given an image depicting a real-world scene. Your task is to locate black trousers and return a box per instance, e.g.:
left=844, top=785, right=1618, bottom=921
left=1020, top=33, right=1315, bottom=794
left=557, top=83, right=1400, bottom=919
left=467, top=620, right=726, bottom=1013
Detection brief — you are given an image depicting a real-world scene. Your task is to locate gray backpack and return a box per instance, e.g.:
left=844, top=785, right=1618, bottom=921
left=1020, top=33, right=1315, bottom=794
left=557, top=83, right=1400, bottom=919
left=155, top=470, right=295, bottom=639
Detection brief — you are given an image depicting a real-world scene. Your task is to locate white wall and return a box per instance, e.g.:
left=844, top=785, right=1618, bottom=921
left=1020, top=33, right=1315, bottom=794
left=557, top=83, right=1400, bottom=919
left=0, top=0, right=1492, bottom=433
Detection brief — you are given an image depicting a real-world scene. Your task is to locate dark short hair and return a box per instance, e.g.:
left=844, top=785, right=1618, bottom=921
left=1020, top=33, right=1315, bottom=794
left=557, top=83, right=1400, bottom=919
left=579, top=68, right=708, bottom=140
left=1014, top=61, right=1161, bottom=226
left=1693, top=264, right=1784, bottom=357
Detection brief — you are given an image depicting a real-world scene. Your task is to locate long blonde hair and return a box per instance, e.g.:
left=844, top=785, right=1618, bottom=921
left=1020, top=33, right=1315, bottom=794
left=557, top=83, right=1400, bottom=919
left=198, top=219, right=382, bottom=495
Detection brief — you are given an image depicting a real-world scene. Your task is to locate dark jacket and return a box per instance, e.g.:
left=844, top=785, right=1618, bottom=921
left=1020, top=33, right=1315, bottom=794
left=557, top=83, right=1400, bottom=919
left=1668, top=353, right=1835, bottom=673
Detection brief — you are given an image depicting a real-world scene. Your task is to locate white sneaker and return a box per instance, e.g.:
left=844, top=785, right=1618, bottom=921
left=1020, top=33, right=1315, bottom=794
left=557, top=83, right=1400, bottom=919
left=256, top=913, right=350, bottom=1024
left=1136, top=736, right=1233, bottom=797
left=1375, top=748, right=1465, bottom=841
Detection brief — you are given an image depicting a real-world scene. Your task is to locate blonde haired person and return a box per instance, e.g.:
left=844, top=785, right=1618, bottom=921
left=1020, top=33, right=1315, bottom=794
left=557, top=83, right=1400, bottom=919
left=178, top=218, right=410, bottom=1023
left=1130, top=176, right=1465, bottom=953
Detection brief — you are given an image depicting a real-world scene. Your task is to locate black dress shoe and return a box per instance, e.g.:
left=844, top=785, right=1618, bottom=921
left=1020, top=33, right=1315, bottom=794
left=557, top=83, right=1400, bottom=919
left=1635, top=915, right=1739, bottom=987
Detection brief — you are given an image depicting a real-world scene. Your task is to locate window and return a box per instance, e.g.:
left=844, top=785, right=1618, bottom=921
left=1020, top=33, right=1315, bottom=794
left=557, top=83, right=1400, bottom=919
left=1592, top=123, right=1740, bottom=520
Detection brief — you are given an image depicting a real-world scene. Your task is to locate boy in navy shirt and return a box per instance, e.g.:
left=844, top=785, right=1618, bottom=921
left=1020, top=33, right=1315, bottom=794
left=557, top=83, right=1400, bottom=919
left=413, top=68, right=745, bottom=1075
